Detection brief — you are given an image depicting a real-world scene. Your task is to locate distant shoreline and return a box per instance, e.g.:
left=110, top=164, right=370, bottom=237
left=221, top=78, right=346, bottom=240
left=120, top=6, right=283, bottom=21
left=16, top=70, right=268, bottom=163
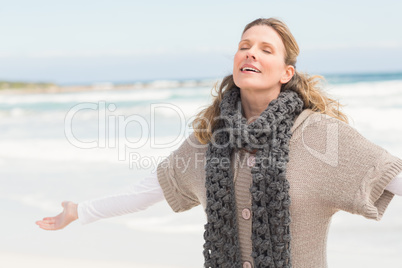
left=0, top=79, right=219, bottom=95
left=1, top=71, right=402, bottom=95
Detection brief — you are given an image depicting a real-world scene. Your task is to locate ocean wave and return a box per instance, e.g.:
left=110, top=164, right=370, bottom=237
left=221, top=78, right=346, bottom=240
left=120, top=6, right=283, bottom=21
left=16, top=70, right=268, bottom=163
left=0, top=137, right=183, bottom=164
left=0, top=192, right=62, bottom=213
left=0, top=86, right=211, bottom=106
left=329, top=80, right=402, bottom=98
left=0, top=101, right=208, bottom=124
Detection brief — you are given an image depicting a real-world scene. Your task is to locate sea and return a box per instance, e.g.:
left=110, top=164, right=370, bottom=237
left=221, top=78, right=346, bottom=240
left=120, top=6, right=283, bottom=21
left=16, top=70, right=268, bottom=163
left=0, top=72, right=402, bottom=268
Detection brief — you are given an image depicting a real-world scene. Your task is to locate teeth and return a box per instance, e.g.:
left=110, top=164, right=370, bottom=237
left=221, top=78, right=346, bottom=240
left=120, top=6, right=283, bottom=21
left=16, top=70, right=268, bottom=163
left=242, top=67, right=260, bottom=73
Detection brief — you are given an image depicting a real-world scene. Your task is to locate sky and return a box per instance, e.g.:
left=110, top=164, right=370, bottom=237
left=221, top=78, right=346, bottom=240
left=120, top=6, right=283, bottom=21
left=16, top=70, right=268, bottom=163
left=1, top=0, right=402, bottom=84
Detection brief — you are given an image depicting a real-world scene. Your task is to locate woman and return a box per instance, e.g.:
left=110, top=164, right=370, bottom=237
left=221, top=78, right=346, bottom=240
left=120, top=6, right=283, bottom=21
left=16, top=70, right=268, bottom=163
left=36, top=18, right=402, bottom=268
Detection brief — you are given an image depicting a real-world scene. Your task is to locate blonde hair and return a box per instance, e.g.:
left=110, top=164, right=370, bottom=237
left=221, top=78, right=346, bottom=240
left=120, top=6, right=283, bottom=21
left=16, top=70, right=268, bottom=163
left=193, top=18, right=348, bottom=144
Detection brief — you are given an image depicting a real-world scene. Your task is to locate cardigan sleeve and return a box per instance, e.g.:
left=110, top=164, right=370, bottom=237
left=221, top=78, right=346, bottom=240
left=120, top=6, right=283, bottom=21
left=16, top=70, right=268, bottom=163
left=156, top=133, right=206, bottom=212
left=292, top=111, right=402, bottom=221
left=350, top=149, right=402, bottom=220
left=304, top=114, right=402, bottom=220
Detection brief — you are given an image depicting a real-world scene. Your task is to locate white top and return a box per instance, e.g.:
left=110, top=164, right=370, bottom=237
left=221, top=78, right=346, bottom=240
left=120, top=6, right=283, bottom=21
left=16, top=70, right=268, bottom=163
left=78, top=172, right=163, bottom=224
left=77, top=171, right=402, bottom=224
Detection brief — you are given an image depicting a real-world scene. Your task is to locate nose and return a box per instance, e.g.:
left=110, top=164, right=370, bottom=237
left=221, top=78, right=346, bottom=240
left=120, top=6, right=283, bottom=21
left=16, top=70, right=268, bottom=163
left=246, top=49, right=256, bottom=60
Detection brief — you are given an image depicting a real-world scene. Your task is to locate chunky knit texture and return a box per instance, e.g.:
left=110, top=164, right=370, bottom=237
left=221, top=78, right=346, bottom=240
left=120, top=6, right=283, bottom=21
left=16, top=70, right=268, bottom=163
left=157, top=109, right=402, bottom=267
left=203, top=87, right=304, bottom=268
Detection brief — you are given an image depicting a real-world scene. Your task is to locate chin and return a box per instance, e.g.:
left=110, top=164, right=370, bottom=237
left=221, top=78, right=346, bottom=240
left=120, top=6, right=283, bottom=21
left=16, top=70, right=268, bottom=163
left=234, top=77, right=280, bottom=93
left=235, top=82, right=266, bottom=92
left=234, top=76, right=264, bottom=91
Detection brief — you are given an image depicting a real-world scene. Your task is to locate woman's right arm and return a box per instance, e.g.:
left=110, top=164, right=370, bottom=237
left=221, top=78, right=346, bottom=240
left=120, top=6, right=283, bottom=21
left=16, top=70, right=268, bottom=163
left=35, top=172, right=164, bottom=230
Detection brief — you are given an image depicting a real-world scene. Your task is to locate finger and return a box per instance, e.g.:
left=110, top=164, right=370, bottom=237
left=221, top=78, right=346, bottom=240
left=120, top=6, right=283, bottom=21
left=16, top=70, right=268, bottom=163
left=36, top=223, right=56, bottom=230
left=62, top=201, right=70, bottom=208
left=39, top=217, right=56, bottom=224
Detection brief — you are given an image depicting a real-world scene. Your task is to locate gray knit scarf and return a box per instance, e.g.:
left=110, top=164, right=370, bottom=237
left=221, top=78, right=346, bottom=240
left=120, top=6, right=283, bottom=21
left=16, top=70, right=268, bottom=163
left=203, top=87, right=304, bottom=268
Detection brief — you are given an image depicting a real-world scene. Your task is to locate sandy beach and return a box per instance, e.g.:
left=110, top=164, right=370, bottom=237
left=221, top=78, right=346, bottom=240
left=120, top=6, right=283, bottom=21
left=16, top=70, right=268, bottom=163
left=0, top=252, right=177, bottom=268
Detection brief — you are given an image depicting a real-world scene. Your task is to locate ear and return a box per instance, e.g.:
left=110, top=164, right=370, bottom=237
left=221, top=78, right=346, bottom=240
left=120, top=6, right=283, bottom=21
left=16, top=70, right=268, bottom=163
left=280, top=65, right=295, bottom=84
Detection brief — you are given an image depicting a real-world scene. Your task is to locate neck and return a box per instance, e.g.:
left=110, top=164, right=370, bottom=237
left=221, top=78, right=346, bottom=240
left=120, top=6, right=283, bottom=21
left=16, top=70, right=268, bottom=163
left=240, top=88, right=280, bottom=122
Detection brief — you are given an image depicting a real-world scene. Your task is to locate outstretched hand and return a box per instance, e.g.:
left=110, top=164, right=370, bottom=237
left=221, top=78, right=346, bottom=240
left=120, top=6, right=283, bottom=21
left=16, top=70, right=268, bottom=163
left=35, top=201, right=78, bottom=230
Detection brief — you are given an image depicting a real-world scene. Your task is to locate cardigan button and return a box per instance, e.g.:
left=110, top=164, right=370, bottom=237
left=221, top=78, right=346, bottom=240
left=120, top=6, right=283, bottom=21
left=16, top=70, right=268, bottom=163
left=247, top=155, right=256, bottom=167
left=241, top=208, right=251, bottom=220
left=243, top=261, right=252, bottom=268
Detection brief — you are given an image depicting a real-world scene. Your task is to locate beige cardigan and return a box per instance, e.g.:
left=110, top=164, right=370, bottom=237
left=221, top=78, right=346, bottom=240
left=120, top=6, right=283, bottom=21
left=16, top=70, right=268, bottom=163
left=157, top=109, right=402, bottom=268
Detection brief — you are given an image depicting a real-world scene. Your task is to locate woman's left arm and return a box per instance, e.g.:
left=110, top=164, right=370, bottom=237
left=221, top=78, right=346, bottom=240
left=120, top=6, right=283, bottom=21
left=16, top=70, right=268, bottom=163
left=301, top=113, right=402, bottom=220
left=385, top=171, right=402, bottom=196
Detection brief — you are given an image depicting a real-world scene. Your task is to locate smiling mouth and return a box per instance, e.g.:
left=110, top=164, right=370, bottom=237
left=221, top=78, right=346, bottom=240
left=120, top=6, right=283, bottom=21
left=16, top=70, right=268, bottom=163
left=241, top=67, right=261, bottom=73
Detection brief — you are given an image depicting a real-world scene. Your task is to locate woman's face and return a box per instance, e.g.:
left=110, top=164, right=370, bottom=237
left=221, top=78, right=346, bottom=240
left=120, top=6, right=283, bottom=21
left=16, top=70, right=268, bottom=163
left=233, top=25, right=293, bottom=94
